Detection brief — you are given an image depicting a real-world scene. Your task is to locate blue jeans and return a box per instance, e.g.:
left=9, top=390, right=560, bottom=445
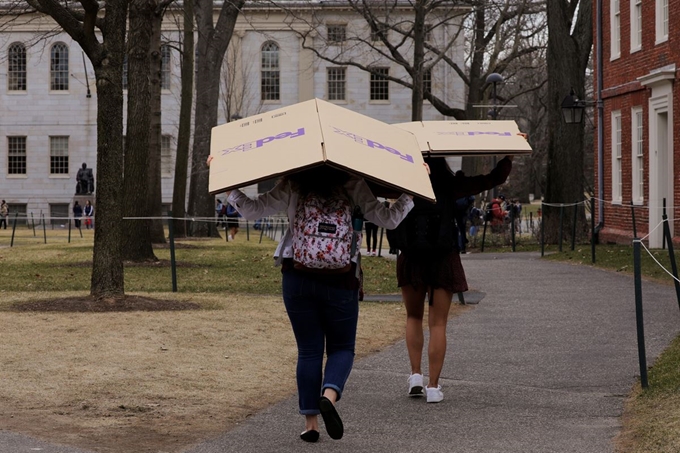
left=282, top=270, right=359, bottom=415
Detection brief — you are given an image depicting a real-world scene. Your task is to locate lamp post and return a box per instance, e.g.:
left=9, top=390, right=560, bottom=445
left=486, top=72, right=503, bottom=120
left=560, top=89, right=586, bottom=124
left=486, top=73, right=503, bottom=197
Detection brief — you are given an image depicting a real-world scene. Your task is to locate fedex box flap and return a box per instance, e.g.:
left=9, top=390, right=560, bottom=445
left=394, top=120, right=532, bottom=156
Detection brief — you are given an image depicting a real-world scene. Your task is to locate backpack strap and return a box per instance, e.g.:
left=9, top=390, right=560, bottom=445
left=339, top=187, right=365, bottom=257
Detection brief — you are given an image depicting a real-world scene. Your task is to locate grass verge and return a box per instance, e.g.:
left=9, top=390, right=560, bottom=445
left=545, top=244, right=680, bottom=453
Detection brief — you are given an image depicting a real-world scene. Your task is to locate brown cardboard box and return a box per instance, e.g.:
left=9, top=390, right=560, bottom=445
left=393, top=120, right=533, bottom=156
left=209, top=99, right=435, bottom=201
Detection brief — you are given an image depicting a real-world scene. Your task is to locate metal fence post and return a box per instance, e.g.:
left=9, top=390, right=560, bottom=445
left=633, top=238, right=649, bottom=389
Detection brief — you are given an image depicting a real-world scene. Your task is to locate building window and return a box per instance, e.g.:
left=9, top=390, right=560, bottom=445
left=261, top=42, right=280, bottom=101
left=160, top=44, right=171, bottom=90
left=8, top=43, right=26, bottom=91
left=370, top=67, right=389, bottom=101
left=424, top=23, right=432, bottom=42
left=161, top=135, right=173, bottom=177
left=49, top=203, right=69, bottom=226
left=611, top=111, right=622, bottom=203
left=8, top=136, right=26, bottom=175
left=656, top=0, right=669, bottom=43
left=630, top=0, right=642, bottom=52
left=50, top=136, right=69, bottom=175
left=370, top=24, right=389, bottom=42
left=610, top=0, right=620, bottom=59
left=631, top=107, right=644, bottom=203
left=7, top=203, right=27, bottom=225
left=423, top=69, right=432, bottom=97
left=327, top=67, right=346, bottom=101
left=122, top=55, right=128, bottom=90
left=50, top=43, right=69, bottom=91
left=327, top=25, right=347, bottom=43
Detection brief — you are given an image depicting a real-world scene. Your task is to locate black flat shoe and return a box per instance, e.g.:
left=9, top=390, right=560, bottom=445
left=300, top=430, right=320, bottom=442
left=319, top=396, right=344, bottom=440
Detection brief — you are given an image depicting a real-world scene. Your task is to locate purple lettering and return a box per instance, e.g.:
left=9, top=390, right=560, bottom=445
left=220, top=128, right=306, bottom=156
left=366, top=140, right=386, bottom=150
left=290, top=127, right=306, bottom=138
left=331, top=126, right=415, bottom=164
left=256, top=136, right=276, bottom=148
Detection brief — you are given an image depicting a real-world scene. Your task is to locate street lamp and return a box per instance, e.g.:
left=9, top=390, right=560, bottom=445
left=561, top=88, right=586, bottom=124
left=486, top=73, right=503, bottom=120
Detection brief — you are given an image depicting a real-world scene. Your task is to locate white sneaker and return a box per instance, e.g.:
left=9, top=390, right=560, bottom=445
left=426, top=385, right=444, bottom=403
left=228, top=235, right=234, bottom=241
left=407, top=373, right=424, bottom=396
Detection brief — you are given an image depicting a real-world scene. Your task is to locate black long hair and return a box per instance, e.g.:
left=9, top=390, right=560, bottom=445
left=424, top=157, right=455, bottom=194
left=285, top=165, right=350, bottom=199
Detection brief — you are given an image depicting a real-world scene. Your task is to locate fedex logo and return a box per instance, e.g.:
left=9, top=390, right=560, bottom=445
left=220, top=128, right=306, bottom=155
left=436, top=131, right=512, bottom=136
left=330, top=126, right=414, bottom=163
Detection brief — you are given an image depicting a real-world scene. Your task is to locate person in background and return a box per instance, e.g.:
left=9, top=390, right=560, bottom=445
left=215, top=199, right=224, bottom=229
left=454, top=194, right=474, bottom=254
left=209, top=155, right=415, bottom=442
left=0, top=200, right=8, bottom=229
left=225, top=202, right=241, bottom=241
left=364, top=219, right=379, bottom=256
left=84, top=200, right=94, bottom=229
left=73, top=201, right=83, bottom=229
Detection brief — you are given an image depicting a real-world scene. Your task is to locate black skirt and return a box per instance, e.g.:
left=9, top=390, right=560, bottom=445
left=396, top=250, right=468, bottom=294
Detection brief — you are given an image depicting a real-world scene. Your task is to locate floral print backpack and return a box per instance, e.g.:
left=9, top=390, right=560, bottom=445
left=292, top=192, right=361, bottom=273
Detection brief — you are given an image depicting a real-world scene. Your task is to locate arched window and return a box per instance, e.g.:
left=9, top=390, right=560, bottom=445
left=50, top=43, right=69, bottom=91
left=8, top=43, right=26, bottom=91
left=261, top=42, right=280, bottom=101
left=160, top=44, right=171, bottom=89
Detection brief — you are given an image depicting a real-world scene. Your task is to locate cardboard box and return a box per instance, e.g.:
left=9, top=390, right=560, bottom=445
left=393, top=120, right=533, bottom=156
left=209, top=98, right=435, bottom=201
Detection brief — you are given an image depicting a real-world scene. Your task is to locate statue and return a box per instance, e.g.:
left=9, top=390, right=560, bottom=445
left=76, top=163, right=95, bottom=195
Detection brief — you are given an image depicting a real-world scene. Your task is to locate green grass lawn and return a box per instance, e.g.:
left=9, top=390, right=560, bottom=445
left=0, top=234, right=400, bottom=296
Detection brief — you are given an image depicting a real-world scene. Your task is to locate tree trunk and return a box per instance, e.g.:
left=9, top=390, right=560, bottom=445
left=187, top=56, right=221, bottom=237
left=410, top=0, right=426, bottom=122
left=460, top=6, right=489, bottom=178
left=90, top=1, right=128, bottom=296
left=171, top=0, right=194, bottom=238
left=187, top=0, right=244, bottom=237
left=148, top=8, right=166, bottom=244
left=545, top=0, right=593, bottom=242
left=122, top=0, right=157, bottom=261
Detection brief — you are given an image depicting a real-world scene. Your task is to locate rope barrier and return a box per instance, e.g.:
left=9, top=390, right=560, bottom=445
left=636, top=238, right=680, bottom=285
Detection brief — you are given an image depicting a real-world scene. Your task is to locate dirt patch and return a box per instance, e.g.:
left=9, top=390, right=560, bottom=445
left=11, top=295, right=201, bottom=312
left=0, top=294, right=467, bottom=453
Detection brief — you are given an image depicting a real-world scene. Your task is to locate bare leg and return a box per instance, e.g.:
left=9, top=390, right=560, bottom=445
left=304, top=414, right=319, bottom=432
left=401, top=284, right=427, bottom=374
left=427, top=288, right=453, bottom=387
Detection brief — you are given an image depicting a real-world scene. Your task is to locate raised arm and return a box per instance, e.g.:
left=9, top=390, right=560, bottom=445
left=448, top=156, right=513, bottom=200
left=350, top=178, right=414, bottom=229
left=226, top=180, right=290, bottom=221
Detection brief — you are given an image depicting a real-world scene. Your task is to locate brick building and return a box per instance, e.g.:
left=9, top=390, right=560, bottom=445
left=0, top=3, right=465, bottom=221
left=597, top=0, right=676, bottom=247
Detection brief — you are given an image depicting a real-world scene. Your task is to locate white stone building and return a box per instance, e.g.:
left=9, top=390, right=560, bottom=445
left=0, top=3, right=466, bottom=221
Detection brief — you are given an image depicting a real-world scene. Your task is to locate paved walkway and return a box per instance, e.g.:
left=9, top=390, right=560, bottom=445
left=3, top=252, right=680, bottom=452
